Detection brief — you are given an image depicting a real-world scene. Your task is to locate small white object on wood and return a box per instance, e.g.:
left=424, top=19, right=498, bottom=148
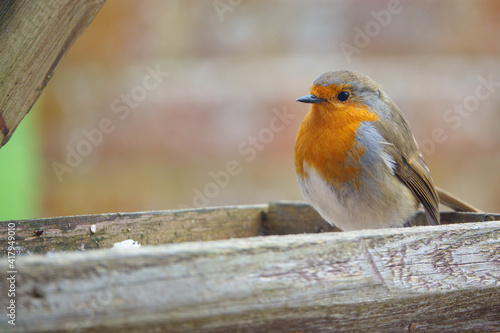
left=111, top=239, right=141, bottom=251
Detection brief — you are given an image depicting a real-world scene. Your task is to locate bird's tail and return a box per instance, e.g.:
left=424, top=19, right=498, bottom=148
left=436, top=186, right=482, bottom=212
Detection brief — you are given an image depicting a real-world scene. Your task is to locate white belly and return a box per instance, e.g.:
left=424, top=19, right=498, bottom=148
left=298, top=163, right=419, bottom=231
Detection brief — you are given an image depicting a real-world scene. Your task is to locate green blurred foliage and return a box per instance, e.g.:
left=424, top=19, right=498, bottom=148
left=0, top=104, right=41, bottom=220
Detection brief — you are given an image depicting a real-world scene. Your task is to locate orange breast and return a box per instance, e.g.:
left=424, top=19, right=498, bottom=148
left=294, top=102, right=380, bottom=189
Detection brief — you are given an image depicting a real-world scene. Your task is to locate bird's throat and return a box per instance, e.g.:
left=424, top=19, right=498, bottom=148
left=294, top=104, right=380, bottom=188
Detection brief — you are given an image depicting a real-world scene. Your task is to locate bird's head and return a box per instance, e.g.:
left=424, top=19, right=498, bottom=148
left=297, top=70, right=386, bottom=116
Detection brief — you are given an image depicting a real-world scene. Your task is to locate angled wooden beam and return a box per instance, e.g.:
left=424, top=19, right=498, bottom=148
left=0, top=0, right=106, bottom=147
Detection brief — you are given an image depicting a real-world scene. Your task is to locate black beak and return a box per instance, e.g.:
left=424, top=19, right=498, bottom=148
left=296, top=94, right=326, bottom=104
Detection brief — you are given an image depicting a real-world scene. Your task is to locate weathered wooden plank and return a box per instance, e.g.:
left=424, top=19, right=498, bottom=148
left=2, top=202, right=500, bottom=256
left=266, top=201, right=341, bottom=234
left=1, top=221, right=499, bottom=332
left=0, top=0, right=106, bottom=147
left=266, top=201, right=500, bottom=234
left=0, top=205, right=266, bottom=256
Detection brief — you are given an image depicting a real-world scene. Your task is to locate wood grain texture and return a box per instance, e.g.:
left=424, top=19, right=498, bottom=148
left=0, top=205, right=266, bottom=255
left=266, top=201, right=500, bottom=234
left=266, top=201, right=342, bottom=234
left=2, top=202, right=500, bottom=256
left=0, top=0, right=105, bottom=146
left=0, top=221, right=499, bottom=332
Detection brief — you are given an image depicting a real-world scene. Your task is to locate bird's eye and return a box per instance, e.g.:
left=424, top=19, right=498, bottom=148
left=337, top=91, right=349, bottom=102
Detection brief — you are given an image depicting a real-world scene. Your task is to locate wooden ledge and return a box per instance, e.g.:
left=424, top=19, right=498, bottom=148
left=1, top=202, right=499, bottom=256
left=0, top=219, right=499, bottom=332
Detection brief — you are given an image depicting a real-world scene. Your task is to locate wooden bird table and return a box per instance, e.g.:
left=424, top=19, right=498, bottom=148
left=1, top=202, right=499, bottom=333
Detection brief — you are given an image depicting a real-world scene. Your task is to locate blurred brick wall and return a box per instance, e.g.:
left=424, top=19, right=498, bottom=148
left=40, top=0, right=500, bottom=217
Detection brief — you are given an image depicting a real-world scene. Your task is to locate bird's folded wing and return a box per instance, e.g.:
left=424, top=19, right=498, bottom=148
left=371, top=107, right=440, bottom=225
left=393, top=156, right=440, bottom=225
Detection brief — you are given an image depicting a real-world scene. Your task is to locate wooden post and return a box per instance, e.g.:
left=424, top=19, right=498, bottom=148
left=0, top=0, right=106, bottom=147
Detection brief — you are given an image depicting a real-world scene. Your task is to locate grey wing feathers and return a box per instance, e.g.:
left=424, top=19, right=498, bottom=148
left=371, top=101, right=440, bottom=226
left=394, top=156, right=440, bottom=225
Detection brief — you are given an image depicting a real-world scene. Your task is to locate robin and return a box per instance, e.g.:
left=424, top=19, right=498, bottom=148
left=294, top=70, right=480, bottom=231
